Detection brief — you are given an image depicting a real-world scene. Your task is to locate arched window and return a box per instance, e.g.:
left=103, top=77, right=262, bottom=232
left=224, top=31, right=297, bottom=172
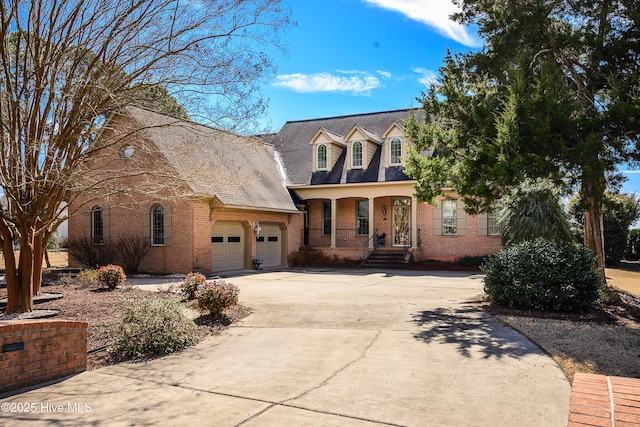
left=390, top=138, right=402, bottom=165
left=352, top=141, right=363, bottom=167
left=152, top=205, right=164, bottom=245
left=317, top=144, right=327, bottom=169
left=92, top=207, right=103, bottom=244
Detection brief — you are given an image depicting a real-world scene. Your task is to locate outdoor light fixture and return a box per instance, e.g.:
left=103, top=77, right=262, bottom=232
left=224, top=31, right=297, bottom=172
left=253, top=222, right=261, bottom=236
left=381, top=205, right=387, bottom=215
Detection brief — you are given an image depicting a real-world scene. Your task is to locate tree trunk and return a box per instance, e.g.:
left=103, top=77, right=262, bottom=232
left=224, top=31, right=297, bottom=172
left=33, top=233, right=44, bottom=296
left=581, top=172, right=607, bottom=283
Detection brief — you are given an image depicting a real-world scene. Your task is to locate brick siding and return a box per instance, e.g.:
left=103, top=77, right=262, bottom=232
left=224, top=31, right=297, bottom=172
left=0, top=320, right=88, bottom=393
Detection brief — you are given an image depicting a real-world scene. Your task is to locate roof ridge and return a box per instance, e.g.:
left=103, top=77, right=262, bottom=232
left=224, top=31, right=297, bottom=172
left=283, top=108, right=415, bottom=125
left=126, top=105, right=259, bottom=143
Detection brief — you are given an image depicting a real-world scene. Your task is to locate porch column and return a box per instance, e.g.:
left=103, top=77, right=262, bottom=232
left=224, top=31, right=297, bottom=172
left=330, top=198, right=337, bottom=248
left=368, top=197, right=375, bottom=249
left=411, top=196, right=418, bottom=249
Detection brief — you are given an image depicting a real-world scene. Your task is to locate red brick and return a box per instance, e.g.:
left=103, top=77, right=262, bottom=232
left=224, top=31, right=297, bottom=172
left=618, top=398, right=640, bottom=407
left=616, top=412, right=640, bottom=423
left=571, top=396, right=611, bottom=409
left=616, top=404, right=640, bottom=416
left=568, top=413, right=612, bottom=426
left=570, top=405, right=611, bottom=418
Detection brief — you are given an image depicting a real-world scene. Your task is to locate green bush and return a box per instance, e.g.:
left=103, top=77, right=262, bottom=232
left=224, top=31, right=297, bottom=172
left=179, top=272, right=207, bottom=300
left=97, top=264, right=126, bottom=290
left=458, top=255, right=488, bottom=267
left=625, top=229, right=640, bottom=260
left=112, top=297, right=197, bottom=360
left=196, top=280, right=239, bottom=316
left=482, top=239, right=602, bottom=312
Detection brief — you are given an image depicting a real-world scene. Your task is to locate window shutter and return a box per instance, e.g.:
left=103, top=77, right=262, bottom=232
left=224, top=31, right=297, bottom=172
left=477, top=213, right=487, bottom=236
left=456, top=200, right=466, bottom=236
left=83, top=208, right=91, bottom=238
left=103, top=208, right=110, bottom=243
left=142, top=205, right=150, bottom=240
left=164, top=203, right=172, bottom=246
left=432, top=202, right=442, bottom=236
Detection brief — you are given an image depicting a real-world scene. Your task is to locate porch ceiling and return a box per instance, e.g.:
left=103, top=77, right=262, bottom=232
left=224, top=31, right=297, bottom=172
left=290, top=181, right=416, bottom=200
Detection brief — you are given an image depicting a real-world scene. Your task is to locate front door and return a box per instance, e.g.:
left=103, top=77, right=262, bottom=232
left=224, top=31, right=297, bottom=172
left=392, top=198, right=411, bottom=246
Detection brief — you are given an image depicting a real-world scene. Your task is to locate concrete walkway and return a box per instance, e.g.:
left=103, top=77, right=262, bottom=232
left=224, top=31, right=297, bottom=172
left=0, top=269, right=570, bottom=426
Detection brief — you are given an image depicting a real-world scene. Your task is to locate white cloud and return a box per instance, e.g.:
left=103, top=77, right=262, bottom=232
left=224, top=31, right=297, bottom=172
left=377, top=70, right=392, bottom=79
left=412, top=67, right=439, bottom=86
left=274, top=71, right=382, bottom=94
left=621, top=170, right=640, bottom=174
left=363, top=0, right=481, bottom=47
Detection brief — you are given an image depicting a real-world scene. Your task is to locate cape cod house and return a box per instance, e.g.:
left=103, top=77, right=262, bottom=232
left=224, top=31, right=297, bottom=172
left=269, top=110, right=502, bottom=265
left=68, top=107, right=500, bottom=274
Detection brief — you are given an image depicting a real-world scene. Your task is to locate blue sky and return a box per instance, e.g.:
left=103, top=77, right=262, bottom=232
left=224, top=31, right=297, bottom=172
left=260, top=0, right=639, bottom=200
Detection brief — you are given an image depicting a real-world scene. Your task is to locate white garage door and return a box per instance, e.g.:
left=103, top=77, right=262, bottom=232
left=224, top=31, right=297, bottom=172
left=255, top=223, right=282, bottom=268
left=211, top=222, right=245, bottom=271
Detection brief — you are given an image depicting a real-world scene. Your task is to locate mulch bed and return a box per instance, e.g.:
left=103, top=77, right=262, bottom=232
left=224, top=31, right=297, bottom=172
left=0, top=283, right=251, bottom=370
left=480, top=287, right=640, bottom=326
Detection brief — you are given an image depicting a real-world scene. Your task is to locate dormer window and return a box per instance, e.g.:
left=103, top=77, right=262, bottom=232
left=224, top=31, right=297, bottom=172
left=317, top=144, right=327, bottom=169
left=352, top=141, right=363, bottom=167
left=390, top=137, right=402, bottom=165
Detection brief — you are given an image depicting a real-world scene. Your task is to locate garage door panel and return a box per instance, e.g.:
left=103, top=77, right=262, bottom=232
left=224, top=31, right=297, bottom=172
left=211, top=222, right=244, bottom=271
left=256, top=224, right=282, bottom=268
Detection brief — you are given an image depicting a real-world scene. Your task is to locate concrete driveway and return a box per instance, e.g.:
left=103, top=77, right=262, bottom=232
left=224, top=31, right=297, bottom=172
left=0, top=269, right=570, bottom=426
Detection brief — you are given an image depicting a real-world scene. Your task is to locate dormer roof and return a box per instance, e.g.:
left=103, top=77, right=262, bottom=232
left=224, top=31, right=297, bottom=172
left=345, top=125, right=383, bottom=144
left=309, top=127, right=346, bottom=146
left=382, top=121, right=405, bottom=139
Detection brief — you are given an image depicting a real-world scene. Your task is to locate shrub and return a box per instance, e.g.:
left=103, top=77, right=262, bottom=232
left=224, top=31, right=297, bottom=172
left=76, top=269, right=99, bottom=287
left=114, top=235, right=151, bottom=274
left=625, top=229, right=640, bottom=261
left=482, top=239, right=602, bottom=312
left=458, top=255, right=488, bottom=267
left=97, top=264, right=126, bottom=290
left=67, top=235, right=117, bottom=268
left=196, top=280, right=239, bottom=316
left=179, top=272, right=207, bottom=300
left=112, top=297, right=197, bottom=360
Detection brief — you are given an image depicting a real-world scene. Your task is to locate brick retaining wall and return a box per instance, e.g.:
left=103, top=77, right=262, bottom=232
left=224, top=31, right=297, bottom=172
left=0, top=320, right=88, bottom=393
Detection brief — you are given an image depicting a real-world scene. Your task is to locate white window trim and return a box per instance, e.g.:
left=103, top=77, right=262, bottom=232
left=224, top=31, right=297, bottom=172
left=442, top=200, right=457, bottom=235
left=390, top=137, right=402, bottom=166
left=352, top=141, right=363, bottom=168
left=317, top=144, right=328, bottom=170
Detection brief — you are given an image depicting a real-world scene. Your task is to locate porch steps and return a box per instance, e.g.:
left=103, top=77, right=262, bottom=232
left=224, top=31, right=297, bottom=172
left=361, top=248, right=412, bottom=269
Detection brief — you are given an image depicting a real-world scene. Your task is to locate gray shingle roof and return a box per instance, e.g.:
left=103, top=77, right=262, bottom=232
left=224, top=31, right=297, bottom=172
left=268, top=109, right=420, bottom=185
left=126, top=107, right=298, bottom=212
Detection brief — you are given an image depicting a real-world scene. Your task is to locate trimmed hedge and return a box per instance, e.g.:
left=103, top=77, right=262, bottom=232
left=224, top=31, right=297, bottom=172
left=482, top=239, right=602, bottom=312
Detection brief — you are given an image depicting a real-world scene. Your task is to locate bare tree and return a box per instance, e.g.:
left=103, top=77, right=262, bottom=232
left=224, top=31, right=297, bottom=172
left=0, top=0, right=291, bottom=313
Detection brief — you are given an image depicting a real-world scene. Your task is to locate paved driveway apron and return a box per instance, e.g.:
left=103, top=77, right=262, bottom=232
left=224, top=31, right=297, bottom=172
left=1, top=270, right=570, bottom=426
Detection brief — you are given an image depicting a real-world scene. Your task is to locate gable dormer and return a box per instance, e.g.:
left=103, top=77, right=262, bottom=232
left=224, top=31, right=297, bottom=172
left=382, top=121, right=408, bottom=167
left=345, top=125, right=382, bottom=170
left=309, top=127, right=345, bottom=172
